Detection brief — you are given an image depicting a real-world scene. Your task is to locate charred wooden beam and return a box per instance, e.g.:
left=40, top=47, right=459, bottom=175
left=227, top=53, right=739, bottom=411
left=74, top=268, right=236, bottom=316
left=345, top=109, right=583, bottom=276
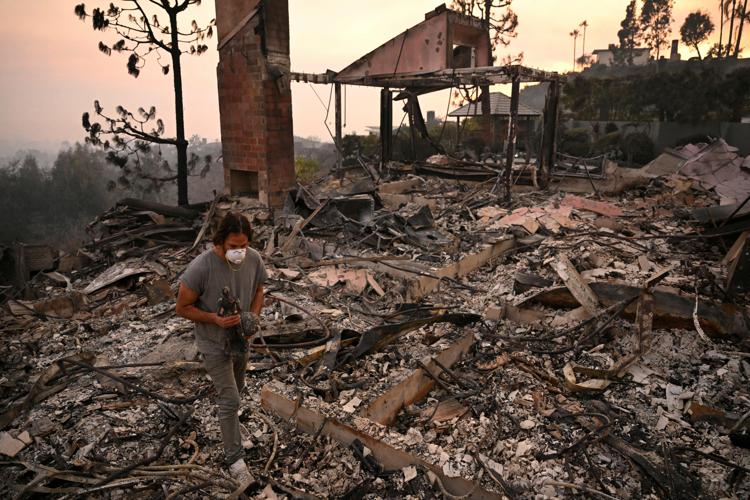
left=289, top=71, right=333, bottom=84
left=335, top=65, right=563, bottom=88
left=503, top=75, right=520, bottom=202
left=406, top=236, right=515, bottom=300
left=359, top=238, right=516, bottom=302
left=727, top=234, right=750, bottom=293
left=261, top=384, right=502, bottom=499
left=380, top=88, right=393, bottom=164
left=335, top=82, right=343, bottom=176
left=520, top=282, right=749, bottom=337
left=116, top=198, right=199, bottom=219
left=361, top=332, right=474, bottom=426
left=539, top=80, right=561, bottom=188
left=550, top=255, right=600, bottom=316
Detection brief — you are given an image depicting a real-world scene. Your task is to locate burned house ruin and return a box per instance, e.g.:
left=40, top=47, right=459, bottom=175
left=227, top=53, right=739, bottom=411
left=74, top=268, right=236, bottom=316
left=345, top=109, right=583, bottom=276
left=1, top=2, right=749, bottom=499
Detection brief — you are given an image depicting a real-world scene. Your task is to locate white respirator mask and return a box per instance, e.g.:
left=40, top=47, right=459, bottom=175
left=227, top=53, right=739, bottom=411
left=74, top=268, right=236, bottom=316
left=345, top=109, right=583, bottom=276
left=225, top=248, right=247, bottom=265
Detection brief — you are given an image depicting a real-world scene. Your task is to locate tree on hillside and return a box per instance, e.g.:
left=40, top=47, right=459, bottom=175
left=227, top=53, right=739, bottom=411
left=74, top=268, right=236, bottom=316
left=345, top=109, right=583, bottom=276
left=0, top=156, right=45, bottom=243
left=451, top=0, right=518, bottom=52
left=681, top=11, right=716, bottom=59
left=0, top=146, right=120, bottom=246
left=617, top=1, right=641, bottom=65
left=576, top=54, right=594, bottom=69
left=719, top=67, right=750, bottom=120
left=711, top=0, right=749, bottom=58
left=711, top=1, right=747, bottom=57
left=564, top=67, right=750, bottom=124
left=726, top=0, right=738, bottom=56
left=450, top=1, right=518, bottom=151
left=569, top=29, right=580, bottom=71
left=640, top=0, right=674, bottom=60
left=580, top=20, right=589, bottom=56
left=730, top=0, right=749, bottom=57
left=718, top=0, right=726, bottom=57
left=74, top=1, right=215, bottom=206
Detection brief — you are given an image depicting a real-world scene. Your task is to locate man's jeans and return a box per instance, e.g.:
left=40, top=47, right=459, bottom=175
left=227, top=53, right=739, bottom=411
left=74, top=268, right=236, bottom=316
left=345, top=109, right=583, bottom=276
left=203, top=351, right=249, bottom=465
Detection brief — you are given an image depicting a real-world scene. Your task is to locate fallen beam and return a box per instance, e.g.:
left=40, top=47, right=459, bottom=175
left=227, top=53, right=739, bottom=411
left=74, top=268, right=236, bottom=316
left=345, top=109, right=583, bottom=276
left=560, top=194, right=623, bottom=217
left=261, top=384, right=501, bottom=500
left=380, top=193, right=438, bottom=211
left=378, top=178, right=425, bottom=194
left=550, top=255, right=599, bottom=316
left=520, top=282, right=749, bottom=337
left=693, top=201, right=750, bottom=225
left=404, top=236, right=515, bottom=301
left=351, top=237, right=516, bottom=301
left=361, top=332, right=474, bottom=426
left=727, top=233, right=750, bottom=293
left=116, top=198, right=199, bottom=219
left=347, top=313, right=480, bottom=362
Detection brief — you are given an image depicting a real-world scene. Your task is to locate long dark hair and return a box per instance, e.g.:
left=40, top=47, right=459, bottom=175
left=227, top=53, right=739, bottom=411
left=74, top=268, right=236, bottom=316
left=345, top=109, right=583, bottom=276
left=213, top=212, right=252, bottom=245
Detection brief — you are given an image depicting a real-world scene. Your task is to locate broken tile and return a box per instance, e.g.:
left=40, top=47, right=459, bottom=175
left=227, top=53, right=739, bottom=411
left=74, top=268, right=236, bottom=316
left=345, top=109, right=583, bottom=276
left=0, top=432, right=26, bottom=458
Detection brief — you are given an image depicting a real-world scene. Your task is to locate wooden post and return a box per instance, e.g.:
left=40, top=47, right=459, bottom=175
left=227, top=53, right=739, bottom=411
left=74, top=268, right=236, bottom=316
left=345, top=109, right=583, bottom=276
left=504, top=76, right=520, bottom=203
left=335, top=82, right=343, bottom=177
left=380, top=88, right=393, bottom=164
left=539, top=80, right=561, bottom=188
left=481, top=87, right=493, bottom=151
left=481, top=0, right=494, bottom=152
left=407, top=97, right=417, bottom=162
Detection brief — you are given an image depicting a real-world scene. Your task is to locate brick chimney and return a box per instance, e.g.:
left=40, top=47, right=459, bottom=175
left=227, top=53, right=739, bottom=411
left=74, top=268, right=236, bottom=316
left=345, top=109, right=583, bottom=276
left=215, top=0, right=295, bottom=208
left=670, top=39, right=680, bottom=60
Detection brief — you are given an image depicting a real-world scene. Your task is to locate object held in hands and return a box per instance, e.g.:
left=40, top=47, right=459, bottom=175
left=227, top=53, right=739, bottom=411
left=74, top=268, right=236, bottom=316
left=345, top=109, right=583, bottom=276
left=218, top=286, right=248, bottom=354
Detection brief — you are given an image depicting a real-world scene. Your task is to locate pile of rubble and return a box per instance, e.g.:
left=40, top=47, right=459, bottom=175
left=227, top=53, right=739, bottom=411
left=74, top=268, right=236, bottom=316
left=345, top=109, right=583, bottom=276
left=1, top=139, right=749, bottom=499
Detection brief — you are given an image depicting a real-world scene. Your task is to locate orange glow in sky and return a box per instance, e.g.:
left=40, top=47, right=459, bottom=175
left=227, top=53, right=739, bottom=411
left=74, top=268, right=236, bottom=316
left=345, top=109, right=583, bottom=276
left=0, top=0, right=743, bottom=150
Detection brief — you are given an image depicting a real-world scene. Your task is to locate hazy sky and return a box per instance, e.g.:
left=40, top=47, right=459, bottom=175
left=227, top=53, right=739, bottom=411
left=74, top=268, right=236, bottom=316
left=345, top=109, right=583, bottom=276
left=0, top=0, right=741, bottom=151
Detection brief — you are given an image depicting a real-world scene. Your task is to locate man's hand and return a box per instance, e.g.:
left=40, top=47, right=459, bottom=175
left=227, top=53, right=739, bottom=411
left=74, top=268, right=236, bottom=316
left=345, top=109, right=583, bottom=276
left=214, top=313, right=241, bottom=329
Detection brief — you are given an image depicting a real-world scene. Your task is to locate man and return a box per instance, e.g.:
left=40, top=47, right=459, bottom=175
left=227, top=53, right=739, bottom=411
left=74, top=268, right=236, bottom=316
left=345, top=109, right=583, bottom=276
left=176, top=212, right=266, bottom=485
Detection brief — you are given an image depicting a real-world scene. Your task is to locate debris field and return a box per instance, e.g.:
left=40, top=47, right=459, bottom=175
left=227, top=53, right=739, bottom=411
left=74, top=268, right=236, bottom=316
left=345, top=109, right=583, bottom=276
left=1, top=140, right=750, bottom=499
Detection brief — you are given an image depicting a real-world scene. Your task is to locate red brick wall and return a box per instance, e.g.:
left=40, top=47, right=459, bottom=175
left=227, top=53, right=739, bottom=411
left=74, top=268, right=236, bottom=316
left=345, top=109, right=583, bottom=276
left=216, top=0, right=294, bottom=208
left=215, top=0, right=261, bottom=42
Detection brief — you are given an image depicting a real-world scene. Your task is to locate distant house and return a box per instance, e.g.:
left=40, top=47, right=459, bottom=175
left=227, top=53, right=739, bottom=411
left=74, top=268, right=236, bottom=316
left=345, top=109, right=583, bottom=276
left=592, top=44, right=650, bottom=66
left=448, top=92, right=542, bottom=120
left=449, top=92, right=541, bottom=152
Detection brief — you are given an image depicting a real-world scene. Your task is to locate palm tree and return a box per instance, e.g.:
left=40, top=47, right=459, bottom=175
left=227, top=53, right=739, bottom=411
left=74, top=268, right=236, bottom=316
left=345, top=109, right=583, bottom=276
left=570, top=29, right=580, bottom=70
left=719, top=0, right=725, bottom=57
left=580, top=20, right=589, bottom=58
left=733, top=0, right=748, bottom=57
left=727, top=0, right=738, bottom=57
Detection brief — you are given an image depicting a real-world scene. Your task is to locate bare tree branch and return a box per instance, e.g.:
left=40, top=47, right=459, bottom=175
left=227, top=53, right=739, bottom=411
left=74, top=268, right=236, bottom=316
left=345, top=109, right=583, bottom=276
left=75, top=1, right=215, bottom=204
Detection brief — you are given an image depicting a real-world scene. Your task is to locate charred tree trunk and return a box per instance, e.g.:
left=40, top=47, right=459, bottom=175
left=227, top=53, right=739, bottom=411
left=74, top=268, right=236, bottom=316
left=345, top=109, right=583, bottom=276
left=169, top=10, right=189, bottom=206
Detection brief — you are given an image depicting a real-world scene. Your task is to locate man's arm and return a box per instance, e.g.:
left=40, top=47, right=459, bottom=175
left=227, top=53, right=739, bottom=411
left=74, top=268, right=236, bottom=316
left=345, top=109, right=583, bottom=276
left=249, top=284, right=264, bottom=316
left=176, top=282, right=240, bottom=329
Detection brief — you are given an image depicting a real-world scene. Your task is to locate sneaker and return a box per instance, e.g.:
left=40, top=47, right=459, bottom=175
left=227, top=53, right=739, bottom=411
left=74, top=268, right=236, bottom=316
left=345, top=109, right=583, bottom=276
left=229, top=458, right=255, bottom=487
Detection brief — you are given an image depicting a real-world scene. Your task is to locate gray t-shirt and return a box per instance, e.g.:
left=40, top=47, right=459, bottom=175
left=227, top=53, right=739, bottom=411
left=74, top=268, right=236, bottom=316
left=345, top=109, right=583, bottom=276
left=180, top=247, right=268, bottom=355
